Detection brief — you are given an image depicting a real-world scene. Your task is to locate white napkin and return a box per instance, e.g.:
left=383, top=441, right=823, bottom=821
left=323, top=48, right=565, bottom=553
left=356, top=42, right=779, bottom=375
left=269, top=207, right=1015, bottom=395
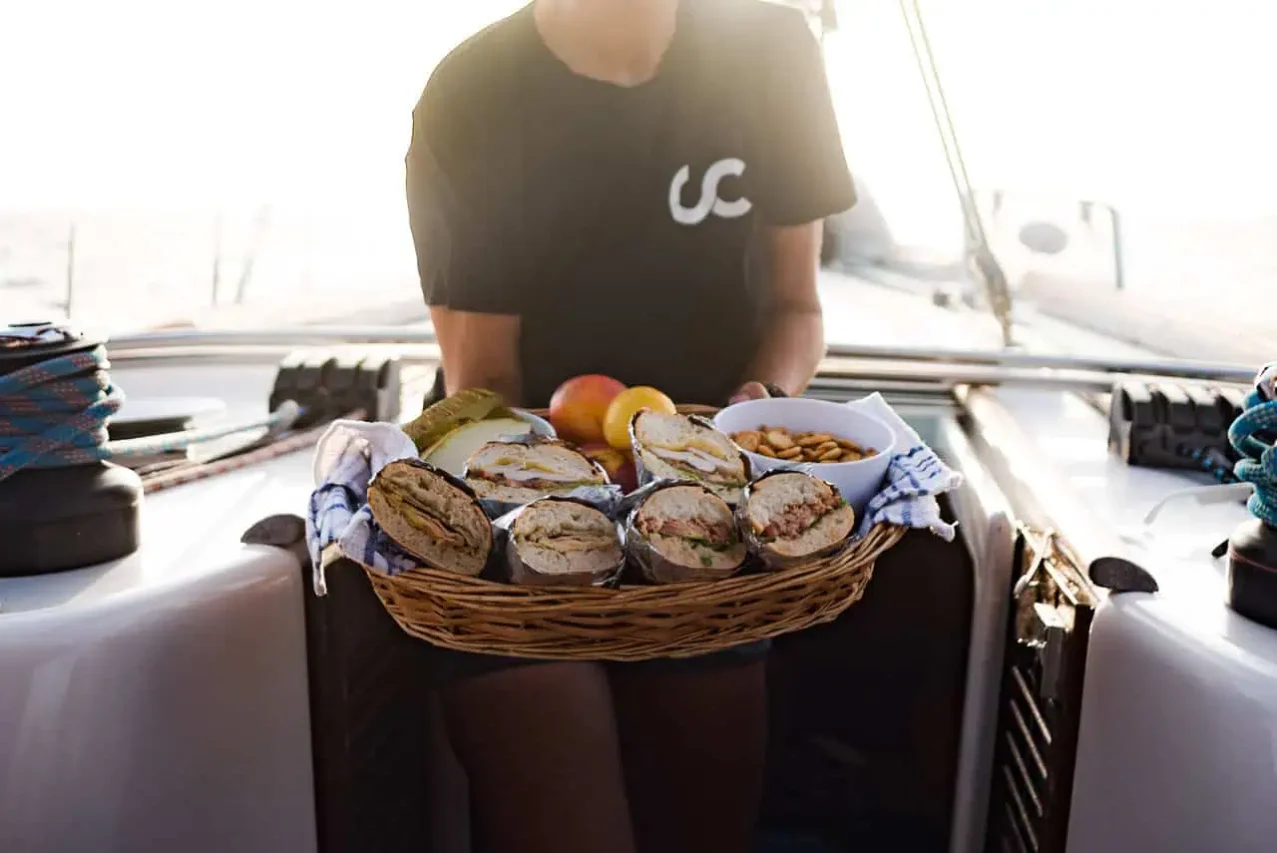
left=848, top=393, right=963, bottom=541
left=305, top=420, right=420, bottom=594
left=312, top=420, right=417, bottom=486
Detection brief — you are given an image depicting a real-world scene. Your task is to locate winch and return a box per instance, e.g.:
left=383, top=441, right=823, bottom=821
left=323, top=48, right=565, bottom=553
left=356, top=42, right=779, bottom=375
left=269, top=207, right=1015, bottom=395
left=1226, top=362, right=1277, bottom=629
left=0, top=321, right=142, bottom=576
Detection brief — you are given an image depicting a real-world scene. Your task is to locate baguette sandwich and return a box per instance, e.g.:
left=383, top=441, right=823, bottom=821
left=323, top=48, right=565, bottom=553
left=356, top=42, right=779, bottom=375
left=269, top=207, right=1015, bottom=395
left=631, top=411, right=750, bottom=504
left=506, top=498, right=624, bottom=585
left=740, top=471, right=855, bottom=563
left=367, top=458, right=493, bottom=576
left=465, top=440, right=607, bottom=505
left=628, top=483, right=747, bottom=582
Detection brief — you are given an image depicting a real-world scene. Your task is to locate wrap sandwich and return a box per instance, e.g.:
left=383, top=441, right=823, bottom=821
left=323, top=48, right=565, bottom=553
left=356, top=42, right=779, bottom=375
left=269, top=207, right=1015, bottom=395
left=503, top=497, right=624, bottom=586
left=367, top=458, right=493, bottom=576
left=630, top=411, right=750, bottom=504
left=464, top=438, right=608, bottom=506
left=625, top=482, right=747, bottom=583
left=739, top=470, right=855, bottom=567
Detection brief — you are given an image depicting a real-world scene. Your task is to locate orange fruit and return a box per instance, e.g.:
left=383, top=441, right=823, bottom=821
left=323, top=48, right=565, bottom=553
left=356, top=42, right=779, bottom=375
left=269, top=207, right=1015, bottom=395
left=602, top=386, right=677, bottom=450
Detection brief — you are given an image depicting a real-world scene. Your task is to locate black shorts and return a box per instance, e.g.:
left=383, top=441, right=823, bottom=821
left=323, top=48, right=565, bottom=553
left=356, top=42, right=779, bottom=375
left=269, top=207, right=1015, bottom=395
left=424, top=639, right=772, bottom=689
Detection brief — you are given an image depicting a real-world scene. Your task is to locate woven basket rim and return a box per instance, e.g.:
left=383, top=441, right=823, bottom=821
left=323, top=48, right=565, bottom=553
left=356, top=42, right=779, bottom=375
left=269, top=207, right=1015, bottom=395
left=355, top=522, right=899, bottom=597
left=350, top=401, right=906, bottom=660
left=354, top=524, right=906, bottom=661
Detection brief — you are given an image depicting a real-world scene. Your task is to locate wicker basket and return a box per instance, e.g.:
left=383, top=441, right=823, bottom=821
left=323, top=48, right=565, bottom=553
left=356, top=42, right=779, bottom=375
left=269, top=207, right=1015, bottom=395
left=362, top=523, right=904, bottom=661
left=358, top=402, right=904, bottom=660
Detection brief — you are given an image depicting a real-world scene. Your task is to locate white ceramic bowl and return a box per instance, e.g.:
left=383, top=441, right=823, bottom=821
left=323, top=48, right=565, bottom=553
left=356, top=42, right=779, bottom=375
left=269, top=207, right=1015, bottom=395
left=512, top=408, right=556, bottom=437
left=713, top=398, right=896, bottom=512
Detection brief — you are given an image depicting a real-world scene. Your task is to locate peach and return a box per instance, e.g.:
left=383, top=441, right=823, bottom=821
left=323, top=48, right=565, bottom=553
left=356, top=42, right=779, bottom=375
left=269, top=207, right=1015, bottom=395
left=549, top=375, right=626, bottom=444
left=581, top=443, right=639, bottom=493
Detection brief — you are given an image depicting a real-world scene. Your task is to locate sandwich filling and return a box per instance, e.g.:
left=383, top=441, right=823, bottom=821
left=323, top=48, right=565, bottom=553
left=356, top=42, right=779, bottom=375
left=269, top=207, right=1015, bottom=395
left=646, top=445, right=746, bottom=485
left=517, top=518, right=617, bottom=555
left=470, top=469, right=600, bottom=492
left=636, top=512, right=737, bottom=553
left=512, top=503, right=622, bottom=575
left=633, top=485, right=745, bottom=571
left=467, top=444, right=605, bottom=493
left=636, top=414, right=748, bottom=488
left=376, top=477, right=483, bottom=551
left=755, top=490, right=846, bottom=541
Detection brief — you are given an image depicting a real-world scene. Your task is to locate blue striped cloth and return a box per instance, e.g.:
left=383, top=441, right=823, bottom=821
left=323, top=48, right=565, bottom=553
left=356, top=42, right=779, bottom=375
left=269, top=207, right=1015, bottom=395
left=305, top=421, right=420, bottom=593
left=305, top=396, right=962, bottom=593
left=848, top=393, right=962, bottom=540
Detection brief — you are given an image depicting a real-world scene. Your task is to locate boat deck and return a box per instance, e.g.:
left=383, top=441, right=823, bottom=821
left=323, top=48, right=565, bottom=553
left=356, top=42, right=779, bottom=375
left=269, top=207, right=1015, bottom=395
left=2, top=274, right=1274, bottom=853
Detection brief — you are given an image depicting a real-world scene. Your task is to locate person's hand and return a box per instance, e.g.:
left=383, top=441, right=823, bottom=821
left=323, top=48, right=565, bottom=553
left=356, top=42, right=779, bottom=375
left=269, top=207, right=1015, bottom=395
left=728, top=381, right=771, bottom=405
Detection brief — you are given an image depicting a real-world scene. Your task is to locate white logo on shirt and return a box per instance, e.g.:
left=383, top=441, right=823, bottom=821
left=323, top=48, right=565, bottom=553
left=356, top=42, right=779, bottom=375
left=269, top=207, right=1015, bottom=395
left=668, top=158, right=753, bottom=226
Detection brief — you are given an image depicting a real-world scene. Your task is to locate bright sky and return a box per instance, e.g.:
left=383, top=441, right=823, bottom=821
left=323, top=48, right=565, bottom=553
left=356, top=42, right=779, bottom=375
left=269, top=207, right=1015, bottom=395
left=835, top=0, right=1277, bottom=219
left=0, top=1, right=524, bottom=213
left=2, top=0, right=1276, bottom=224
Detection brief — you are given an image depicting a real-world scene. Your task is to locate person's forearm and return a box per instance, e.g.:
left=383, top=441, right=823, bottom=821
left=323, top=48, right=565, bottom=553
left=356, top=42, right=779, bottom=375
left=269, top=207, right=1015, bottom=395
left=430, top=306, right=524, bottom=406
left=742, top=305, right=825, bottom=396
left=738, top=221, right=826, bottom=397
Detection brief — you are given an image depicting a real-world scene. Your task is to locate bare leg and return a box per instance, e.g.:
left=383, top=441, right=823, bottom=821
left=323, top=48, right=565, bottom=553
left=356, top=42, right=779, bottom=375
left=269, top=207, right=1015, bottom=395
left=439, top=662, right=637, bottom=853
left=610, top=658, right=768, bottom=853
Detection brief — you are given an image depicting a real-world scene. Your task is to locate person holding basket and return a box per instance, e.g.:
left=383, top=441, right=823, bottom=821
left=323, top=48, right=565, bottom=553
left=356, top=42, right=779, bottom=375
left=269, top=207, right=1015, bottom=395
left=405, top=1, right=854, bottom=850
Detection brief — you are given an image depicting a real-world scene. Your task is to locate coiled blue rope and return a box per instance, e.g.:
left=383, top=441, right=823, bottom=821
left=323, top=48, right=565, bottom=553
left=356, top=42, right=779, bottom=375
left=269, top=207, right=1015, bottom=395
left=0, top=345, right=121, bottom=482
left=1229, top=368, right=1277, bottom=527
left=0, top=345, right=303, bottom=484
left=1176, top=442, right=1238, bottom=485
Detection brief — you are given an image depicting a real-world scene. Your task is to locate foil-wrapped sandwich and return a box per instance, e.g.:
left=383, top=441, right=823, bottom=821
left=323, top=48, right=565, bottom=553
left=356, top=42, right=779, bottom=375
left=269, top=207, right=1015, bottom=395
left=367, top=458, right=493, bottom=576
left=630, top=411, right=750, bottom=504
left=501, top=498, right=625, bottom=587
left=739, top=471, right=856, bottom=568
left=625, top=482, right=748, bottom=583
left=464, top=438, right=616, bottom=517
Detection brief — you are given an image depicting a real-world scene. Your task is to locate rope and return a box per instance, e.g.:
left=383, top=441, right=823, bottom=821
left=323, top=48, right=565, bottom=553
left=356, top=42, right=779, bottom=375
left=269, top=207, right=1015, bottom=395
left=0, top=345, right=121, bottom=482
left=107, top=400, right=301, bottom=459
left=140, top=412, right=358, bottom=495
left=0, top=344, right=303, bottom=484
left=1229, top=381, right=1277, bottom=527
left=1174, top=442, right=1238, bottom=485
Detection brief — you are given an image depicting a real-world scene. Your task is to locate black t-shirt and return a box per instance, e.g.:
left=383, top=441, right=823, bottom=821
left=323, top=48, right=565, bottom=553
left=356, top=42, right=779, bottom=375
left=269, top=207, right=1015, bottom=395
left=406, top=0, right=854, bottom=407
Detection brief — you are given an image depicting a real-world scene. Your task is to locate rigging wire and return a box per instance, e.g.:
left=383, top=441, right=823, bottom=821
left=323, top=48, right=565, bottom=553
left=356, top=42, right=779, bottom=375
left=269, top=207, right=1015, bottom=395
left=897, top=0, right=1015, bottom=345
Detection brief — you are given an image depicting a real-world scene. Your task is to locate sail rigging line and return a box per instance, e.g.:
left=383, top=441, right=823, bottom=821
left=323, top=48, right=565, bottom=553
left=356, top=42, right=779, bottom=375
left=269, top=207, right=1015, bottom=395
left=896, top=0, right=1014, bottom=345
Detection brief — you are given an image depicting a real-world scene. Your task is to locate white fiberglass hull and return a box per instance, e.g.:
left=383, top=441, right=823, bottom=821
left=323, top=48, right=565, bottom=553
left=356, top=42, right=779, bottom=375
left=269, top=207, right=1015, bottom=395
left=0, top=363, right=318, bottom=853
